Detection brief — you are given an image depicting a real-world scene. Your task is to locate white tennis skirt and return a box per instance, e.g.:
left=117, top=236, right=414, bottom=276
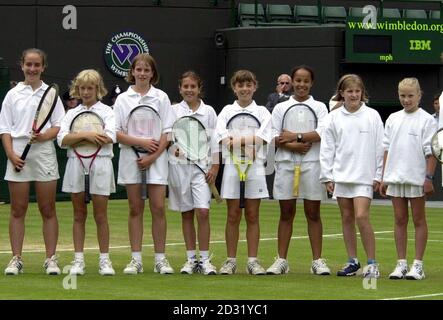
left=62, top=156, right=115, bottom=195
left=5, top=138, right=59, bottom=182
left=386, top=184, right=423, bottom=198
left=333, top=183, right=373, bottom=199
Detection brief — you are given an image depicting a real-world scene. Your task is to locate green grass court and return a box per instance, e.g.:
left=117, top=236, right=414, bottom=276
left=0, top=199, right=442, bottom=300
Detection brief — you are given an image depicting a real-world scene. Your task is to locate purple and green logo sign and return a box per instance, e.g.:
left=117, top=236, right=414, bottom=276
left=104, top=31, right=149, bottom=78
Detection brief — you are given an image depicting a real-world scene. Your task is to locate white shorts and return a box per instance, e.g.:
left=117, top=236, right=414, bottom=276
left=334, top=183, right=373, bottom=199
left=221, top=162, right=269, bottom=199
left=168, top=164, right=211, bottom=212
left=62, top=156, right=116, bottom=196
left=273, top=161, right=326, bottom=201
left=386, top=184, right=424, bottom=198
left=117, top=147, right=168, bottom=185
left=5, top=138, right=59, bottom=182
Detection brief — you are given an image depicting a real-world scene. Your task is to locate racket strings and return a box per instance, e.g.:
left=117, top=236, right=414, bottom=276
left=227, top=117, right=259, bottom=161
left=128, top=112, right=160, bottom=138
left=127, top=107, right=162, bottom=153
left=173, top=118, right=210, bottom=164
left=431, top=131, right=443, bottom=161
left=35, top=87, right=58, bottom=129
left=71, top=113, right=104, bottom=156
left=283, top=108, right=317, bottom=133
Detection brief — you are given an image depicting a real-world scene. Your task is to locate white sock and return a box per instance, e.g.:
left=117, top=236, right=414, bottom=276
left=74, top=252, right=84, bottom=261
left=200, top=251, right=209, bottom=261
left=155, top=253, right=166, bottom=262
left=248, top=257, right=258, bottom=263
left=227, top=257, right=236, bottom=263
left=398, top=259, right=407, bottom=265
left=413, top=259, right=423, bottom=266
left=186, top=250, right=197, bottom=261
left=99, top=253, right=109, bottom=261
left=132, top=252, right=142, bottom=263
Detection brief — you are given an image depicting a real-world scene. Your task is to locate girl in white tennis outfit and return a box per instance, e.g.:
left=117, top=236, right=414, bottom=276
left=380, top=78, right=437, bottom=280
left=0, top=48, right=65, bottom=276
left=267, top=65, right=330, bottom=276
left=58, top=69, right=116, bottom=276
left=320, top=74, right=384, bottom=279
left=168, top=71, right=219, bottom=275
left=114, top=53, right=176, bottom=275
left=215, top=70, right=272, bottom=275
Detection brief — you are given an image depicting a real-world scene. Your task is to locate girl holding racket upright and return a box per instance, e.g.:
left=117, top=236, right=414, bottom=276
left=380, top=78, right=437, bottom=280
left=0, top=48, right=65, bottom=276
left=114, top=53, right=176, bottom=275
left=57, top=69, right=116, bottom=276
left=319, top=74, right=384, bottom=279
left=168, top=71, right=219, bottom=275
left=214, top=70, right=272, bottom=275
left=266, top=65, right=330, bottom=276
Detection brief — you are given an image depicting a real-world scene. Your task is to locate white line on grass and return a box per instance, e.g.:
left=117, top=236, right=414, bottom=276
left=382, top=293, right=443, bottom=300
left=374, top=237, right=443, bottom=243
left=0, top=230, right=393, bottom=254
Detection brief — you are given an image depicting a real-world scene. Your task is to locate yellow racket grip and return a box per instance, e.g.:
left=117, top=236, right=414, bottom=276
left=293, top=165, right=301, bottom=197
left=209, top=182, right=223, bottom=204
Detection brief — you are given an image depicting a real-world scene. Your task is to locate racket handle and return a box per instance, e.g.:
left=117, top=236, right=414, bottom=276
left=293, top=165, right=301, bottom=197
left=239, top=180, right=245, bottom=209
left=15, top=143, right=32, bottom=172
left=84, top=174, right=90, bottom=204
left=209, top=182, right=222, bottom=204
left=141, top=169, right=147, bottom=200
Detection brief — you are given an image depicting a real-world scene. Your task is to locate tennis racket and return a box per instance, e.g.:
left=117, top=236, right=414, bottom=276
left=16, top=83, right=59, bottom=172
left=70, top=111, right=105, bottom=203
left=431, top=128, right=443, bottom=163
left=172, top=116, right=222, bottom=204
left=226, top=112, right=261, bottom=209
left=281, top=103, right=318, bottom=197
left=127, top=105, right=162, bottom=200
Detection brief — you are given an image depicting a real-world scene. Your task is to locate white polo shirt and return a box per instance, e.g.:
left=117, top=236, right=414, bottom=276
left=0, top=81, right=65, bottom=137
left=272, top=95, right=328, bottom=163
left=215, top=100, right=272, bottom=163
left=114, top=85, right=175, bottom=149
left=57, top=101, right=116, bottom=158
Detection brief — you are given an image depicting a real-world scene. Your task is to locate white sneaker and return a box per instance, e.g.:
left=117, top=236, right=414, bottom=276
left=266, top=258, right=289, bottom=275
left=219, top=259, right=236, bottom=275
left=69, top=259, right=85, bottom=276
left=99, top=258, right=115, bottom=276
left=43, top=255, right=61, bottom=275
left=123, top=259, right=144, bottom=275
left=5, top=256, right=23, bottom=275
left=154, top=258, right=174, bottom=274
left=246, top=260, right=266, bottom=275
left=405, top=262, right=425, bottom=280
left=389, top=261, right=407, bottom=280
left=180, top=259, right=199, bottom=274
left=362, top=263, right=380, bottom=279
left=311, top=258, right=331, bottom=275
left=200, top=258, right=217, bottom=275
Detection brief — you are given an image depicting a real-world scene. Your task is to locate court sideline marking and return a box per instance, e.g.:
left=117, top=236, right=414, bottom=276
left=0, top=231, right=394, bottom=254
left=382, top=293, right=443, bottom=300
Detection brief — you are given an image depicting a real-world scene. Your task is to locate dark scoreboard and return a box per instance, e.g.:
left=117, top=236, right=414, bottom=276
left=345, top=17, right=443, bottom=64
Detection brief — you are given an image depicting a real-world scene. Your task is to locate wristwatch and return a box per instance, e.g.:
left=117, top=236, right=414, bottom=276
left=296, top=133, right=303, bottom=143
left=425, top=174, right=434, bottom=181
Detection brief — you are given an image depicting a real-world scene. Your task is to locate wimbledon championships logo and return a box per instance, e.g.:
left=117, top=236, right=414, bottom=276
left=104, top=31, right=149, bottom=78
